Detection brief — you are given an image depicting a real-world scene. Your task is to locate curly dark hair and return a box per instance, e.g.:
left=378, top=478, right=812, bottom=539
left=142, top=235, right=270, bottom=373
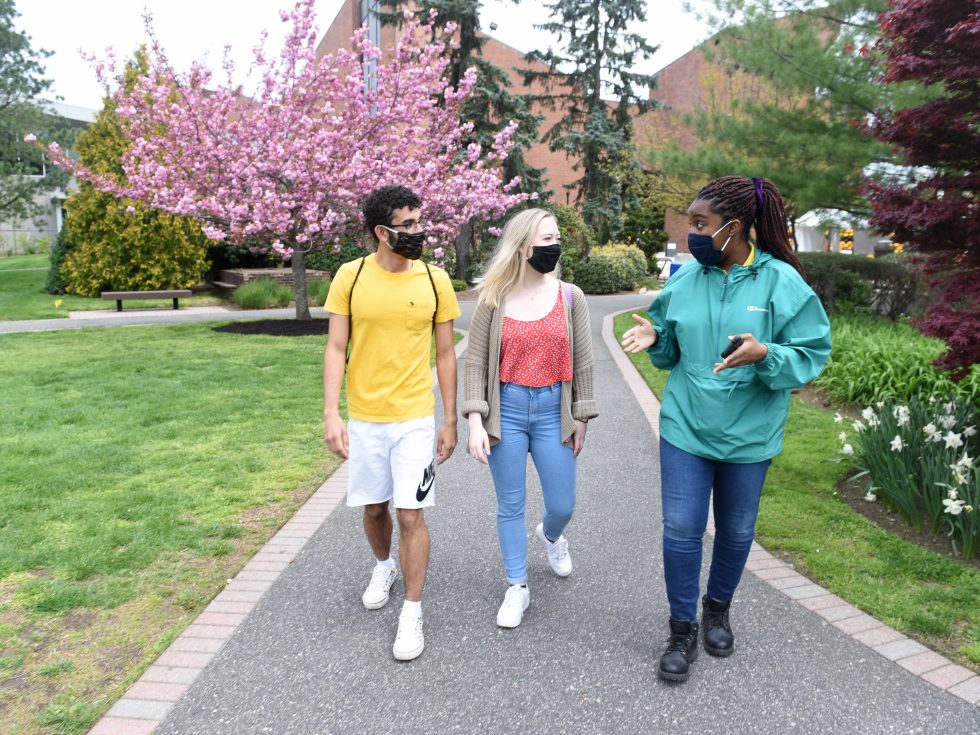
left=363, top=185, right=422, bottom=243
left=694, top=176, right=804, bottom=276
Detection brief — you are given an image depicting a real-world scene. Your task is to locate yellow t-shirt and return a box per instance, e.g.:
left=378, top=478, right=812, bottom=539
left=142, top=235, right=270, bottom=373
left=326, top=254, right=461, bottom=422
left=743, top=243, right=756, bottom=266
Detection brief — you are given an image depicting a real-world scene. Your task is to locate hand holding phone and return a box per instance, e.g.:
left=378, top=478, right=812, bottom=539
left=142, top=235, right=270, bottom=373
left=720, top=335, right=743, bottom=359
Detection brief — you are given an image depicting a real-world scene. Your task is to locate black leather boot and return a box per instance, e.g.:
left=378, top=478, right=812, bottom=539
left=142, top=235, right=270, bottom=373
left=658, top=618, right=699, bottom=682
left=701, top=596, right=734, bottom=657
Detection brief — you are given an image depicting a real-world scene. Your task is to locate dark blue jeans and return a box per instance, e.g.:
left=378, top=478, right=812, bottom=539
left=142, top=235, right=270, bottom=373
left=660, top=437, right=771, bottom=623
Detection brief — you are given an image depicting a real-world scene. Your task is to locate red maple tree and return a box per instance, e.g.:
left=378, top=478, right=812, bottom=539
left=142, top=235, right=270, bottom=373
left=864, top=0, right=980, bottom=378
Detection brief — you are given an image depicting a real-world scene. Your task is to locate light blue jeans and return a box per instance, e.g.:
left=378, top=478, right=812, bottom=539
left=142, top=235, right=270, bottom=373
left=660, top=437, right=771, bottom=623
left=487, top=382, right=577, bottom=584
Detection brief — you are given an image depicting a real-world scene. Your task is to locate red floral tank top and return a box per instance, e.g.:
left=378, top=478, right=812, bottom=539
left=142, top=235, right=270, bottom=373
left=499, top=287, right=573, bottom=387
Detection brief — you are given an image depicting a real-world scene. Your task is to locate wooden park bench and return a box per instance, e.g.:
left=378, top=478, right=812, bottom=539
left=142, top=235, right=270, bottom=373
left=101, top=289, right=193, bottom=312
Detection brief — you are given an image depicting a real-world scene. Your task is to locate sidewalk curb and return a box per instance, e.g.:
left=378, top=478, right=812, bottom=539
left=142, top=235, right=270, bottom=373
left=602, top=307, right=980, bottom=709
left=86, top=334, right=470, bottom=735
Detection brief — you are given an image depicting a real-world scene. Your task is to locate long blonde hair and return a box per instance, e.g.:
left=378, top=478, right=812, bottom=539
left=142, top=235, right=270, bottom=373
left=475, top=208, right=558, bottom=309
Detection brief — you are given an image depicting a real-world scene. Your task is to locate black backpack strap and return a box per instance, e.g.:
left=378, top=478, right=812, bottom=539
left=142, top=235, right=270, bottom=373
left=423, top=261, right=438, bottom=333
left=345, top=256, right=367, bottom=364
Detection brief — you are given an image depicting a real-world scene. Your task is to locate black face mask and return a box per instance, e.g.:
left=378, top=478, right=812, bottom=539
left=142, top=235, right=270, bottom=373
left=527, top=244, right=562, bottom=274
left=383, top=227, right=426, bottom=260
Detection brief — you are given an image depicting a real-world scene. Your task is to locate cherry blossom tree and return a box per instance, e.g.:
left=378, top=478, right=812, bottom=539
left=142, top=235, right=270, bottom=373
left=38, top=0, right=526, bottom=318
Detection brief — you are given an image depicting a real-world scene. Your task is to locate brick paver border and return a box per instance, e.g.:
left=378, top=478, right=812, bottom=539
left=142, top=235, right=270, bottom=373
left=87, top=335, right=470, bottom=734
left=602, top=307, right=980, bottom=708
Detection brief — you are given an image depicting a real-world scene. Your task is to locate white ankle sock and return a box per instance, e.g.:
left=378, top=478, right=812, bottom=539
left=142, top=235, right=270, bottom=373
left=377, top=557, right=396, bottom=569
left=402, top=600, right=422, bottom=617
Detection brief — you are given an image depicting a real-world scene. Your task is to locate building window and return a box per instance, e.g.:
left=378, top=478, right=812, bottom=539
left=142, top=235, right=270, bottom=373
left=359, top=0, right=380, bottom=90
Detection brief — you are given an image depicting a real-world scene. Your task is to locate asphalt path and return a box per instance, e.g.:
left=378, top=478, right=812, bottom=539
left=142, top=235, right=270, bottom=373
left=114, top=293, right=977, bottom=735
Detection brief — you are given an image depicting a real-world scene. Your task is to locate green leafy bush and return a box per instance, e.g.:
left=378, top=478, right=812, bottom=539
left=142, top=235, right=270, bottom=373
left=574, top=242, right=647, bottom=294
left=306, top=278, right=331, bottom=307
left=548, top=204, right=595, bottom=285
left=451, top=278, right=468, bottom=292
left=838, top=397, right=979, bottom=558
left=233, top=279, right=293, bottom=309
left=45, top=228, right=75, bottom=295
left=304, top=238, right=369, bottom=276
left=815, top=314, right=980, bottom=407
left=799, top=252, right=921, bottom=320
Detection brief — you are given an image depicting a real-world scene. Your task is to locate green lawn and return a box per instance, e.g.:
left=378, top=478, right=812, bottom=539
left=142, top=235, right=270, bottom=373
left=0, top=323, right=339, bottom=734
left=0, top=254, right=49, bottom=270
left=0, top=257, right=225, bottom=321
left=613, top=310, right=980, bottom=671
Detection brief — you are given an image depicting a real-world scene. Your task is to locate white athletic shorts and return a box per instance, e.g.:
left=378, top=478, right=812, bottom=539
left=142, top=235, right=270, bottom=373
left=346, top=416, right=436, bottom=510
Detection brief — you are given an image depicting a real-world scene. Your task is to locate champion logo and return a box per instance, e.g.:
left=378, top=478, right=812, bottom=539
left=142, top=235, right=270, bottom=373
left=746, top=305, right=769, bottom=313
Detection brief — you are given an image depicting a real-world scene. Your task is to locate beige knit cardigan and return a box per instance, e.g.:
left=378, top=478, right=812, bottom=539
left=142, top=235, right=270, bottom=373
left=462, top=282, right=598, bottom=448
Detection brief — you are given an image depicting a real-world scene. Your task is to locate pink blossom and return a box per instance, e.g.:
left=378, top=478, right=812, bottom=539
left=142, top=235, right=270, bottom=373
left=23, top=133, right=37, bottom=142
left=433, top=247, right=444, bottom=259
left=35, top=0, right=526, bottom=316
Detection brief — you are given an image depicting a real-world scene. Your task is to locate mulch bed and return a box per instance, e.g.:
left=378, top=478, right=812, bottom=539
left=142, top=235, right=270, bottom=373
left=213, top=319, right=328, bottom=337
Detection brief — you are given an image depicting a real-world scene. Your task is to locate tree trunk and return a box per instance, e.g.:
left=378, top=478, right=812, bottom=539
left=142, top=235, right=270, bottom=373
left=454, top=220, right=473, bottom=281
left=291, top=248, right=311, bottom=320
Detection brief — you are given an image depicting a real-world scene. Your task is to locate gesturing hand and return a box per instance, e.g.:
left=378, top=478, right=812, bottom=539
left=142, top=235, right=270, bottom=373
left=621, top=314, right=658, bottom=353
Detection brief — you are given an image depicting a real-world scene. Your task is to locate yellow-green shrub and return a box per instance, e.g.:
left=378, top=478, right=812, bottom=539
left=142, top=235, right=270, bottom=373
left=60, top=49, right=208, bottom=296
left=573, top=242, right=647, bottom=294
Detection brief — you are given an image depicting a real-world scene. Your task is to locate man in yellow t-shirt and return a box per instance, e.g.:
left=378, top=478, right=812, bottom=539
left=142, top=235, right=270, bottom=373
left=323, top=185, right=460, bottom=662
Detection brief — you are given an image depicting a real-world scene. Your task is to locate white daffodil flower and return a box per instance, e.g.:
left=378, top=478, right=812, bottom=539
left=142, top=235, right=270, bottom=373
left=890, top=435, right=904, bottom=452
left=943, top=497, right=966, bottom=515
left=944, top=431, right=964, bottom=449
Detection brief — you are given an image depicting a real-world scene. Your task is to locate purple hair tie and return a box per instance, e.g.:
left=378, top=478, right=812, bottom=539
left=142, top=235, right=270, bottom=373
left=752, top=177, right=765, bottom=209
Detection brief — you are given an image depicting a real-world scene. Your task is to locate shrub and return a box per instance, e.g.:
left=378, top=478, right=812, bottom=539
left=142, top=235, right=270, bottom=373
left=799, top=252, right=873, bottom=314
left=306, top=278, right=331, bottom=307
left=799, top=252, right=921, bottom=320
left=451, top=278, right=468, bottom=292
left=838, top=397, right=979, bottom=558
left=573, top=243, right=647, bottom=294
left=815, top=314, right=980, bottom=407
left=548, top=204, right=596, bottom=285
left=206, top=241, right=280, bottom=278
left=304, top=238, right=370, bottom=277
left=45, top=228, right=75, bottom=295
left=233, top=279, right=293, bottom=309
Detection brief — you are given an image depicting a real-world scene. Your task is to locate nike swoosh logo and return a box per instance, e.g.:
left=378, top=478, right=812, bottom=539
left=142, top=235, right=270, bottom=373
left=415, top=461, right=435, bottom=502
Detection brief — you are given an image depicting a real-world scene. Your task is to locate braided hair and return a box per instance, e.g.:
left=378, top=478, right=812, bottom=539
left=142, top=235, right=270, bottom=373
left=693, top=176, right=804, bottom=276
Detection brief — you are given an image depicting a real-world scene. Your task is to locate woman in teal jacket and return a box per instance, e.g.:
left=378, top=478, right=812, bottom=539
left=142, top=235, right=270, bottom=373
left=623, top=176, right=831, bottom=682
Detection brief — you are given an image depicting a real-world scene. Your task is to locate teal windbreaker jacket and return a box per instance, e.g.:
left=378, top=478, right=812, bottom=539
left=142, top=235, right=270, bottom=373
left=647, top=249, right=831, bottom=463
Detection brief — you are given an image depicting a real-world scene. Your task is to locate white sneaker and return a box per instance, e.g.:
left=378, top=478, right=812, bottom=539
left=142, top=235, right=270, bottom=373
left=536, top=523, right=572, bottom=577
left=392, top=613, right=424, bottom=661
left=362, top=564, right=397, bottom=610
left=496, top=585, right=530, bottom=628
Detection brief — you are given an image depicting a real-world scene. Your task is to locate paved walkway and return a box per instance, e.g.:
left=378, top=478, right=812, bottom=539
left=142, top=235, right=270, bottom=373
left=18, top=295, right=974, bottom=734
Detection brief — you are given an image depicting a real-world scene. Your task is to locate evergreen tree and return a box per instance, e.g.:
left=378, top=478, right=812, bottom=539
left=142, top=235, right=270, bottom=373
left=865, top=0, right=980, bottom=378
left=518, top=0, right=659, bottom=245
left=60, top=50, right=208, bottom=296
left=0, top=0, right=72, bottom=222
left=656, top=0, right=900, bottom=223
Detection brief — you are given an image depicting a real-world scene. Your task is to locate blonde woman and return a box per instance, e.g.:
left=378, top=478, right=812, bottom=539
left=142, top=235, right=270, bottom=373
left=463, top=208, right=597, bottom=628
